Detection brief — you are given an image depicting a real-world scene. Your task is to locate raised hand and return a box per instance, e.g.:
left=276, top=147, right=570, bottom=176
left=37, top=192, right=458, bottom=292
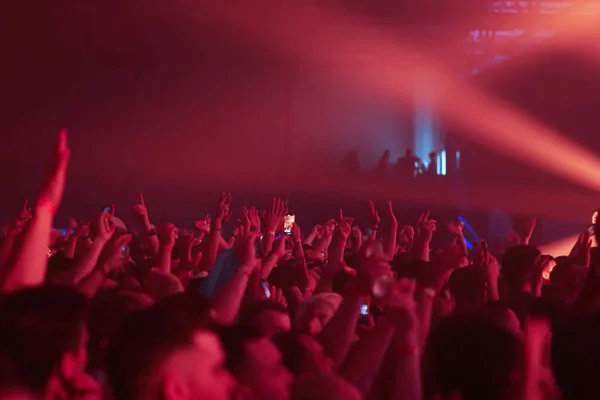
left=447, top=220, right=464, bottom=237
left=416, top=211, right=437, bottom=242
left=324, top=219, right=337, bottom=237
left=37, top=129, right=70, bottom=214
left=237, top=232, right=261, bottom=272
left=383, top=278, right=418, bottom=330
left=193, top=214, right=211, bottom=234
left=291, top=223, right=302, bottom=242
left=312, top=224, right=323, bottom=237
left=264, top=197, right=287, bottom=234
left=159, top=223, right=179, bottom=249
left=249, top=206, right=261, bottom=232
left=98, top=233, right=133, bottom=274
left=351, top=225, right=363, bottom=250
left=368, top=201, right=381, bottom=230
left=132, top=193, right=149, bottom=221
left=216, top=191, right=233, bottom=222
left=95, top=212, right=116, bottom=244
left=338, top=218, right=352, bottom=241
left=241, top=206, right=252, bottom=232
left=274, top=235, right=291, bottom=258
left=507, top=229, right=522, bottom=245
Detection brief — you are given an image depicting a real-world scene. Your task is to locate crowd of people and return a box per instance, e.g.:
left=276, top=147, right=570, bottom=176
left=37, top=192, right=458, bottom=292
left=0, top=129, right=598, bottom=400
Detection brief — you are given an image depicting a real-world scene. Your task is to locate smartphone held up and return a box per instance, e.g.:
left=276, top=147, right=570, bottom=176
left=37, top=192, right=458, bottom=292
left=283, top=214, right=295, bottom=235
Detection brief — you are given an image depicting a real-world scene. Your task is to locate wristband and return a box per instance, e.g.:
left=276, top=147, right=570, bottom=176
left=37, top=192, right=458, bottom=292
left=36, top=199, right=57, bottom=215
left=147, top=228, right=157, bottom=237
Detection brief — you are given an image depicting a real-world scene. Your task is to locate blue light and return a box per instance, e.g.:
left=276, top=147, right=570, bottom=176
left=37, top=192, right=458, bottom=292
left=464, top=238, right=474, bottom=251
left=458, top=216, right=480, bottom=242
left=437, top=150, right=447, bottom=176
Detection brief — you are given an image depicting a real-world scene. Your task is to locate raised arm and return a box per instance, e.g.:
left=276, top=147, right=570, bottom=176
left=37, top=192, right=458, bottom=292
left=199, top=191, right=231, bottom=272
left=391, top=279, right=422, bottom=400
left=156, top=223, right=179, bottom=274
left=303, top=224, right=322, bottom=246
left=384, top=201, right=399, bottom=261
left=65, top=212, right=116, bottom=284
left=77, top=234, right=133, bottom=298
left=212, top=232, right=261, bottom=325
left=1, top=129, right=70, bottom=292
left=448, top=220, right=468, bottom=257
left=522, top=217, right=537, bottom=246
left=262, top=198, right=286, bottom=255
left=412, top=211, right=436, bottom=262
left=132, top=193, right=160, bottom=256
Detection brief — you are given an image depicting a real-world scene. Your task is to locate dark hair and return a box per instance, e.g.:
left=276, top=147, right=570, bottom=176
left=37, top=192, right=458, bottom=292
left=87, top=289, right=152, bottom=372
left=0, top=285, right=88, bottom=394
left=448, top=265, right=486, bottom=307
left=272, top=332, right=314, bottom=376
left=106, top=306, right=204, bottom=400
left=424, top=313, right=522, bottom=400
left=239, top=300, right=289, bottom=327
left=216, top=325, right=263, bottom=375
left=552, top=313, right=600, bottom=400
left=501, top=245, right=541, bottom=291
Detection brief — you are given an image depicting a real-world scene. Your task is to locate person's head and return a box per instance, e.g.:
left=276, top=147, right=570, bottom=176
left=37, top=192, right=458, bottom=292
left=0, top=286, right=89, bottom=397
left=501, top=245, right=542, bottom=293
left=143, top=268, right=185, bottom=301
left=106, top=307, right=235, bottom=400
left=294, top=293, right=342, bottom=334
left=381, top=150, right=390, bottom=161
left=405, top=148, right=413, bottom=157
left=291, top=373, right=361, bottom=400
left=218, top=326, right=293, bottom=400
left=87, top=289, right=153, bottom=372
left=449, top=265, right=487, bottom=312
left=424, top=313, right=523, bottom=400
left=549, top=261, right=587, bottom=304
left=429, top=151, right=437, bottom=160
left=239, top=301, right=291, bottom=337
left=552, top=312, right=600, bottom=400
left=272, top=332, right=333, bottom=377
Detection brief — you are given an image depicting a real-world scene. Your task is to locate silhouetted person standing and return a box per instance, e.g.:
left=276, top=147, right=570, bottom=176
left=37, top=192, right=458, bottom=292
left=396, top=149, right=421, bottom=178
left=374, top=150, right=391, bottom=178
left=427, top=152, right=438, bottom=175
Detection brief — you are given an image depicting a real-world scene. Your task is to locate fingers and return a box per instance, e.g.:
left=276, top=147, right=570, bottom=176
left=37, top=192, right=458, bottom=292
left=139, top=193, right=145, bottom=206
left=22, top=199, right=28, bottom=212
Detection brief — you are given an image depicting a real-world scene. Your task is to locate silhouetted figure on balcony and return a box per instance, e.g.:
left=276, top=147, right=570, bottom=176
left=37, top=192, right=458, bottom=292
left=426, top=152, right=438, bottom=175
left=374, top=150, right=391, bottom=178
left=396, top=149, right=421, bottom=178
